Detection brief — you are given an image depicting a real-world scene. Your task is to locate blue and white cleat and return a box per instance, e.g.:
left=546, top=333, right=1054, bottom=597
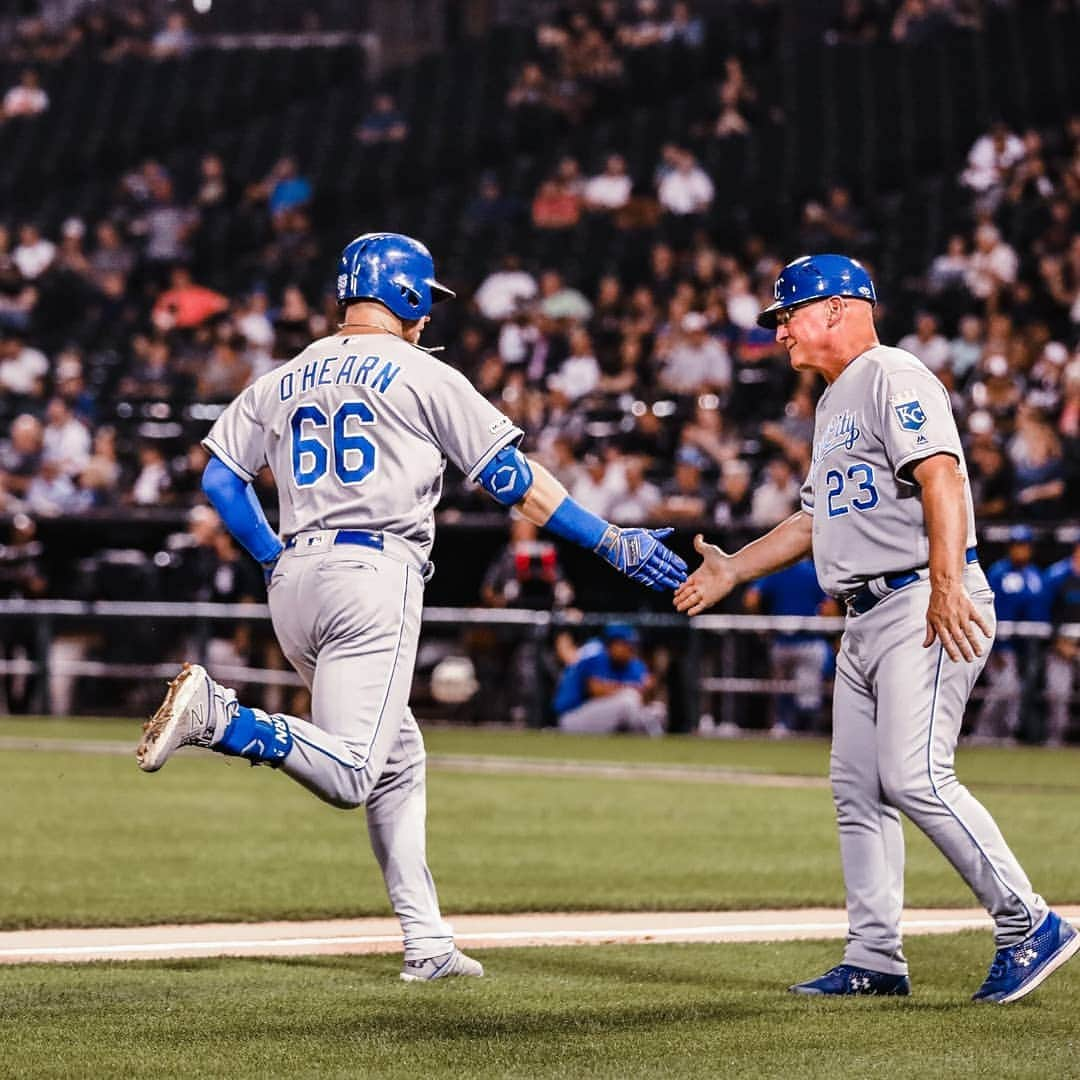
left=972, top=911, right=1079, bottom=1004
left=400, top=949, right=484, bottom=983
left=789, top=964, right=911, bottom=997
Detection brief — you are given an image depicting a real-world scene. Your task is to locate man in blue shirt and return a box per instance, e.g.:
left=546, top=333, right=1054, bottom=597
left=1044, top=541, right=1080, bottom=746
left=554, top=624, right=664, bottom=736
left=971, top=525, right=1047, bottom=740
left=744, top=558, right=832, bottom=735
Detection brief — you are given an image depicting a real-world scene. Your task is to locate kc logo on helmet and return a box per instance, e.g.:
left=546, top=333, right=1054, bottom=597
left=894, top=400, right=926, bottom=431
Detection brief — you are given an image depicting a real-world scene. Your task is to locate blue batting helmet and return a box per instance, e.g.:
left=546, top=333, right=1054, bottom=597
left=757, top=254, right=876, bottom=329
left=336, top=232, right=455, bottom=320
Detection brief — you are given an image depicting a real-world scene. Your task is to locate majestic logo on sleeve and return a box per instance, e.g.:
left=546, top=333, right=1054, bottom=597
left=893, top=400, right=927, bottom=431
left=813, top=410, right=861, bottom=463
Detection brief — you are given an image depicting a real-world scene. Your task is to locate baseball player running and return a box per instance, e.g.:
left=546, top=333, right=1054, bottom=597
left=675, top=254, right=1077, bottom=1003
left=136, top=232, right=686, bottom=982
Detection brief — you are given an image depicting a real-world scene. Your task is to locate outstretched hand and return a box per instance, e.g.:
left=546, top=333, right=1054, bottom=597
left=594, top=525, right=688, bottom=592
left=673, top=534, right=738, bottom=615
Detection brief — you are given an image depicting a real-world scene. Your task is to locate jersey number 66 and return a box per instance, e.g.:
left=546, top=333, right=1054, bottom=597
left=291, top=402, right=377, bottom=487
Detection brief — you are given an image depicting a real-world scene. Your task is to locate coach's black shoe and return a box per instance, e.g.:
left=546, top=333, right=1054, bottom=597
left=789, top=964, right=911, bottom=996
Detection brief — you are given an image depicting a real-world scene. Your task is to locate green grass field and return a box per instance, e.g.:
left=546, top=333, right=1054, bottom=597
left=2, top=937, right=1079, bottom=1080
left=3, top=718, right=1079, bottom=1078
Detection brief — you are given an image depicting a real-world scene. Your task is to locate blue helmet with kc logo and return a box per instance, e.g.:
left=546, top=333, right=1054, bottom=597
left=757, top=254, right=876, bottom=329
left=336, top=232, right=456, bottom=321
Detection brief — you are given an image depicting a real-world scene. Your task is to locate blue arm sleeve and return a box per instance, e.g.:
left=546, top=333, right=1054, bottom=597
left=201, top=457, right=284, bottom=566
left=544, top=496, right=609, bottom=550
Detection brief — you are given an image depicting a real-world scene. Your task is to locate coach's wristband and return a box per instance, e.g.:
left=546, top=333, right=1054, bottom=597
left=544, top=496, right=610, bottom=551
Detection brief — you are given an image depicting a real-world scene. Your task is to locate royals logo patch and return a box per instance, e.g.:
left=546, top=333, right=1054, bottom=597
left=894, top=400, right=926, bottom=431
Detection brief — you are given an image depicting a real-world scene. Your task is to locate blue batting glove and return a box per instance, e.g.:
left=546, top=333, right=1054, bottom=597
left=594, top=525, right=688, bottom=592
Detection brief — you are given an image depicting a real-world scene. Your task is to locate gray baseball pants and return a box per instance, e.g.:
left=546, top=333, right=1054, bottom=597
left=832, top=567, right=1046, bottom=975
left=259, top=535, right=453, bottom=962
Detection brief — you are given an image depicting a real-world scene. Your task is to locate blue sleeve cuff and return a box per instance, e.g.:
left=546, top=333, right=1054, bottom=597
left=202, top=456, right=284, bottom=566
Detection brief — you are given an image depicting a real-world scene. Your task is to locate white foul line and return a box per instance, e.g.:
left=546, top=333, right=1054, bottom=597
left=0, top=915, right=993, bottom=962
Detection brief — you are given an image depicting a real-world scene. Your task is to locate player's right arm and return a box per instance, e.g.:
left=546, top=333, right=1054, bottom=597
left=475, top=449, right=687, bottom=592
left=673, top=510, right=813, bottom=616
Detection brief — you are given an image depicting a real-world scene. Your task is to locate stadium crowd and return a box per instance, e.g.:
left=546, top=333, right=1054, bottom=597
left=0, top=0, right=1077, bottom=734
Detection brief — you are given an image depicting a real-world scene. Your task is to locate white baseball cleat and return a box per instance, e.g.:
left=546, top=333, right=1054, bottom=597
left=136, top=662, right=214, bottom=773
left=400, top=949, right=484, bottom=982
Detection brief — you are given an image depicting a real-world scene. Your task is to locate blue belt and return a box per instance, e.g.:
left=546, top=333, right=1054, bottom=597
left=846, top=546, right=978, bottom=617
left=284, top=529, right=384, bottom=552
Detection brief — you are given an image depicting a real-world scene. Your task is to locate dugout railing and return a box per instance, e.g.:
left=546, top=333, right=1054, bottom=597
left=0, top=600, right=1076, bottom=740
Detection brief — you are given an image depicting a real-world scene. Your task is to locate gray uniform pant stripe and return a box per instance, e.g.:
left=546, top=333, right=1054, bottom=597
left=832, top=576, right=1045, bottom=975
left=265, top=545, right=453, bottom=961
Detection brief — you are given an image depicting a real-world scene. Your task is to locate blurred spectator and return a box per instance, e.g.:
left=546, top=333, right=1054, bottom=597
left=0, top=414, right=44, bottom=498
left=42, top=397, right=91, bottom=478
left=537, top=269, right=592, bottom=322
left=965, top=223, right=1019, bottom=302
left=481, top=515, right=574, bottom=611
left=967, top=437, right=1014, bottom=519
left=971, top=525, right=1047, bottom=741
left=133, top=173, right=198, bottom=268
left=657, top=311, right=732, bottom=395
left=662, top=1, right=705, bottom=48
left=554, top=623, right=664, bottom=736
left=0, top=513, right=47, bottom=712
left=25, top=458, right=84, bottom=516
left=1008, top=403, right=1066, bottom=519
left=90, top=220, right=136, bottom=280
left=751, top=455, right=800, bottom=527
left=55, top=217, right=90, bottom=275
left=532, top=178, right=582, bottom=231
left=475, top=255, right=538, bottom=322
left=463, top=173, right=523, bottom=242
left=928, top=234, right=972, bottom=296
left=3, top=69, right=48, bottom=117
left=949, top=313, right=985, bottom=380
left=548, top=327, right=600, bottom=401
left=0, top=334, right=48, bottom=397
left=118, top=336, right=177, bottom=400
left=584, top=154, right=633, bottom=212
left=1044, top=542, right=1080, bottom=746
left=13, top=223, right=55, bottom=280
left=960, top=121, right=1025, bottom=209
left=570, top=450, right=624, bottom=516
left=898, top=311, right=950, bottom=374
left=80, top=426, right=122, bottom=509
left=825, top=0, right=883, bottom=45
left=151, top=266, right=228, bottom=331
left=129, top=442, right=173, bottom=506
left=744, top=559, right=830, bottom=735
left=151, top=12, right=194, bottom=58
left=611, top=456, right=662, bottom=523
left=714, top=458, right=753, bottom=528
left=656, top=147, right=714, bottom=217
left=891, top=0, right=949, bottom=45
left=263, top=157, right=313, bottom=220
left=356, top=92, right=409, bottom=145
left=655, top=445, right=713, bottom=524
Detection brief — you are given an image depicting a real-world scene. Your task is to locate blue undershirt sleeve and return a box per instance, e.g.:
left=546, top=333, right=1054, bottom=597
left=201, top=456, right=284, bottom=566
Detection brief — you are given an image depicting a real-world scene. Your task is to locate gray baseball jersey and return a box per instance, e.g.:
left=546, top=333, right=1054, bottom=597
left=203, top=332, right=523, bottom=557
left=801, top=344, right=976, bottom=596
